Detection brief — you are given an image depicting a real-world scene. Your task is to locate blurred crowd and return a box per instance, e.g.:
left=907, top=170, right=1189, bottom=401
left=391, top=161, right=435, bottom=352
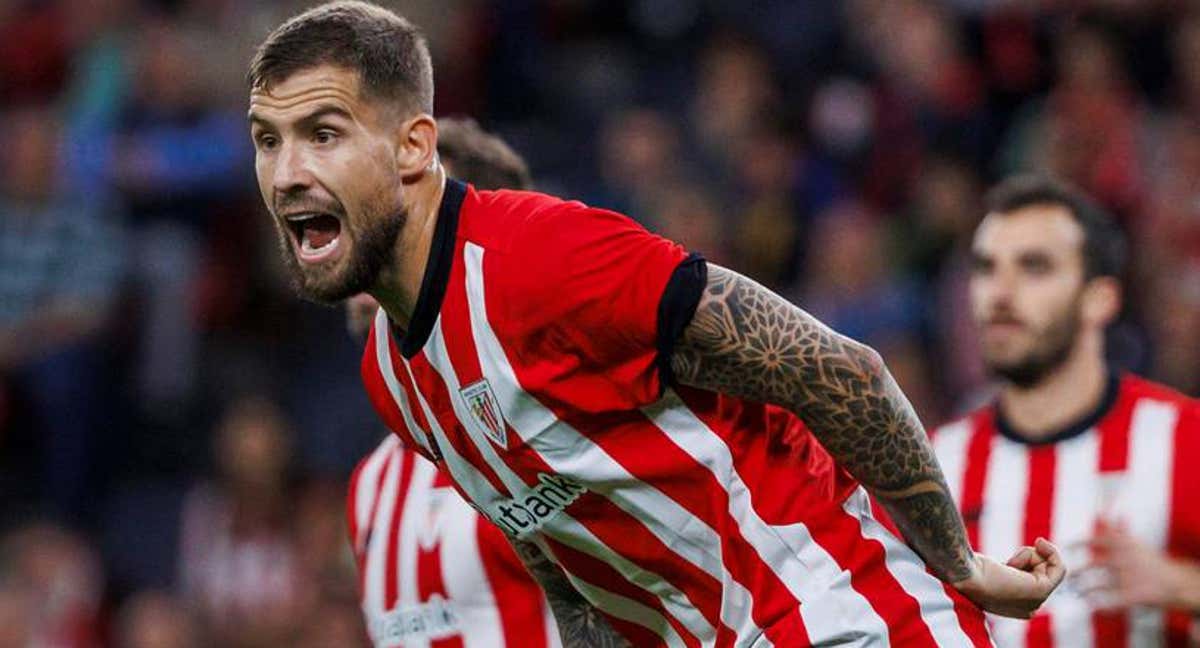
left=1, top=0, right=1199, bottom=645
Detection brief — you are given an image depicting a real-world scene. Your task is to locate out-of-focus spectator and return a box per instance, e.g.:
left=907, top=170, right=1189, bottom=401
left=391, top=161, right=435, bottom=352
left=114, top=18, right=250, bottom=421
left=178, top=395, right=303, bottom=647
left=1001, top=20, right=1148, bottom=216
left=0, top=523, right=104, bottom=648
left=847, top=0, right=989, bottom=206
left=594, top=107, right=687, bottom=221
left=729, top=123, right=806, bottom=288
left=690, top=33, right=780, bottom=179
left=291, top=596, right=370, bottom=648
left=893, top=154, right=983, bottom=279
left=653, top=182, right=733, bottom=269
left=797, top=200, right=925, bottom=347
left=895, top=155, right=990, bottom=406
left=0, top=106, right=124, bottom=521
left=115, top=590, right=198, bottom=648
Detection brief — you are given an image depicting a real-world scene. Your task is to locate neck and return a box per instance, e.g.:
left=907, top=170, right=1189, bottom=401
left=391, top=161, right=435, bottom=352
left=369, top=166, right=446, bottom=329
left=997, top=334, right=1109, bottom=441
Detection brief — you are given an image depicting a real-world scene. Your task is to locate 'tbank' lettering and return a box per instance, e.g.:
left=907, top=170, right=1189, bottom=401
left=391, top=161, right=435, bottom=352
left=488, top=473, right=587, bottom=539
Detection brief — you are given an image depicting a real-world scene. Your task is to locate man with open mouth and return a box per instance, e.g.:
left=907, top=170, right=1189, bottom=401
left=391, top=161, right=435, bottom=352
left=248, top=2, right=1066, bottom=646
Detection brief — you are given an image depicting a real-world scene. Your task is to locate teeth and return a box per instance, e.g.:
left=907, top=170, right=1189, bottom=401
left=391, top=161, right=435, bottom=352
left=285, top=212, right=322, bottom=223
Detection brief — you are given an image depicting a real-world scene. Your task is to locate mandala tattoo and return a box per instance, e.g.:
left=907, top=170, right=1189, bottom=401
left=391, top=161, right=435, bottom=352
left=670, top=265, right=976, bottom=583
left=510, top=539, right=632, bottom=648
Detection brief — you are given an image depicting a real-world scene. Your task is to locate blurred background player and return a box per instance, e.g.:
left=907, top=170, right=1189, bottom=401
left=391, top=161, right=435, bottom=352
left=930, top=175, right=1200, bottom=646
left=344, top=116, right=562, bottom=647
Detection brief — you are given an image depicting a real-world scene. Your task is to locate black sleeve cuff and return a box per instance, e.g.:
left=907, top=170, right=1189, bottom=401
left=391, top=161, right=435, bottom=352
left=656, top=253, right=707, bottom=390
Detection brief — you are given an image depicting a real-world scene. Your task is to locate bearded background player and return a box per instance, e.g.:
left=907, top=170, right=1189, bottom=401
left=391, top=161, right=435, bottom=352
left=344, top=117, right=564, bottom=647
left=928, top=175, right=1200, bottom=646
left=247, top=2, right=1064, bottom=645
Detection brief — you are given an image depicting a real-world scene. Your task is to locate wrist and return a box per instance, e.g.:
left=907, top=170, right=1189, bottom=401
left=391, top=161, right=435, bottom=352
left=949, top=553, right=984, bottom=592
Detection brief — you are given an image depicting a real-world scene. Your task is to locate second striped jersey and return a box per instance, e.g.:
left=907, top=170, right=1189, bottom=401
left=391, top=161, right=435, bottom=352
left=361, top=179, right=994, bottom=647
left=931, top=374, right=1200, bottom=647
left=348, top=434, right=561, bottom=647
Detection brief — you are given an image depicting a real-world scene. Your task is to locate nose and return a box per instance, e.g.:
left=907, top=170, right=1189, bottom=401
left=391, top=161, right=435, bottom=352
left=272, top=140, right=314, bottom=197
left=971, top=263, right=1012, bottom=315
left=991, top=264, right=1020, bottom=301
left=977, top=265, right=1020, bottom=316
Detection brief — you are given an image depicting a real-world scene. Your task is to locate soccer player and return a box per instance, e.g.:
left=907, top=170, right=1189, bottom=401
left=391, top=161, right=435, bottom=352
left=929, top=175, right=1200, bottom=646
left=247, top=3, right=1065, bottom=645
left=344, top=117, right=563, bottom=647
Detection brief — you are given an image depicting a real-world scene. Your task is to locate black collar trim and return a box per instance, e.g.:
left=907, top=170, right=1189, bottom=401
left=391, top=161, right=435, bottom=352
left=994, top=373, right=1121, bottom=446
left=398, top=178, right=466, bottom=358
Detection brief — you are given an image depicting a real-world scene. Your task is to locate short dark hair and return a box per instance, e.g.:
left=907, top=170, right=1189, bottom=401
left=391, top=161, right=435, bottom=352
left=984, top=174, right=1127, bottom=280
left=437, top=117, right=532, bottom=191
left=248, top=1, right=433, bottom=114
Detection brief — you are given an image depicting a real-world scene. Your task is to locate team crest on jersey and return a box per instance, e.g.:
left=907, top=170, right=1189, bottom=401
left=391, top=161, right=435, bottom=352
left=459, top=379, right=508, bottom=449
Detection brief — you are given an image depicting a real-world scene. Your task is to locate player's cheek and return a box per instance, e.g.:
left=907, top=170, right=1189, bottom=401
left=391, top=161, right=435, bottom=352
left=254, top=159, right=273, bottom=205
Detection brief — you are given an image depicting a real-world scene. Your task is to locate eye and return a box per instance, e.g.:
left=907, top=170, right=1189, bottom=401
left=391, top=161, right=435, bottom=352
left=314, top=128, right=338, bottom=145
left=1020, top=257, right=1053, bottom=276
left=256, top=133, right=279, bottom=151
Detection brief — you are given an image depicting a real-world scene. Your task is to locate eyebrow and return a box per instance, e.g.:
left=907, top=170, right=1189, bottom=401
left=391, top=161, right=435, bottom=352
left=247, top=104, right=355, bottom=128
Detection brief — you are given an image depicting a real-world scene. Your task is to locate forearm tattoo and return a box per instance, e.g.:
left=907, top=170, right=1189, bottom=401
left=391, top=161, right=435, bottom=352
left=510, top=539, right=632, bottom=648
left=670, top=265, right=975, bottom=583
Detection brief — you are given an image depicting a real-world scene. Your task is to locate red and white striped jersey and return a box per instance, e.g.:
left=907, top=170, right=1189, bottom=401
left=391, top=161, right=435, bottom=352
left=360, top=179, right=993, bottom=647
left=347, top=434, right=561, bottom=647
left=930, top=374, right=1200, bottom=647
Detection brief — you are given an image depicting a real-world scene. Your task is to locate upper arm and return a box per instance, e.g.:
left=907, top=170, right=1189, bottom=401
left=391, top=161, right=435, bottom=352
left=668, top=264, right=933, bottom=493
left=669, top=263, right=882, bottom=412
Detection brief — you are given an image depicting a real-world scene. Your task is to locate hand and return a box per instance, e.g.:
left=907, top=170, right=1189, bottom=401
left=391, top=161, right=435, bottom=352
left=952, top=538, right=1067, bottom=618
left=1076, top=522, right=1181, bottom=609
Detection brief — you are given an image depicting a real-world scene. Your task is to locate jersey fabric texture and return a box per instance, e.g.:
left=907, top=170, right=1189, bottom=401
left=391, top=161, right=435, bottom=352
left=360, top=179, right=993, bottom=647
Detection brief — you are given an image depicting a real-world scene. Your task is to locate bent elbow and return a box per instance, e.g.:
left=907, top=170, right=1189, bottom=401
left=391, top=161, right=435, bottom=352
left=846, top=338, right=886, bottom=377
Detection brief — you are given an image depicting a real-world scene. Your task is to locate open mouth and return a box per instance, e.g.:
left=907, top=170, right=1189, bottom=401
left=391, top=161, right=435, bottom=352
left=284, top=212, right=343, bottom=262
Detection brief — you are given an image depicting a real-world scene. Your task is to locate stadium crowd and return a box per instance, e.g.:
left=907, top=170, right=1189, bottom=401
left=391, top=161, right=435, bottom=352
left=1, top=0, right=1199, bottom=645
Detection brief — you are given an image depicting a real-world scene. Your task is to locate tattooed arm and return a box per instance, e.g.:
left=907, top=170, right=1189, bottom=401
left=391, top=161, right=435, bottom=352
left=670, top=264, right=1065, bottom=617
left=509, top=538, right=631, bottom=647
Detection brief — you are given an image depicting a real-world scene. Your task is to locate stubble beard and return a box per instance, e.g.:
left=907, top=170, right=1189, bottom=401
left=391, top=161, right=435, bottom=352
left=275, top=202, right=407, bottom=306
left=984, top=297, right=1083, bottom=389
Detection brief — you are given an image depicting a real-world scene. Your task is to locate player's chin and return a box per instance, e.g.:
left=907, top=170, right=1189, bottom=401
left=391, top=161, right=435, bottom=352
left=294, top=263, right=363, bottom=305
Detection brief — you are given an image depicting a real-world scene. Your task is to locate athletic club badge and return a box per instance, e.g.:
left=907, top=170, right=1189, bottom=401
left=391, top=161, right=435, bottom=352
left=460, top=379, right=508, bottom=449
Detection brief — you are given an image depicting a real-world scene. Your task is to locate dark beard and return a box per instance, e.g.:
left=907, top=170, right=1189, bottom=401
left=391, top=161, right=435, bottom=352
left=986, top=301, right=1081, bottom=389
left=276, top=206, right=407, bottom=305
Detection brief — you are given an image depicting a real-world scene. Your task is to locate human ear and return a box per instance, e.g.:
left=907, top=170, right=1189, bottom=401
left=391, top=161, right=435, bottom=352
left=1081, top=276, right=1122, bottom=327
left=396, top=113, right=438, bottom=180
